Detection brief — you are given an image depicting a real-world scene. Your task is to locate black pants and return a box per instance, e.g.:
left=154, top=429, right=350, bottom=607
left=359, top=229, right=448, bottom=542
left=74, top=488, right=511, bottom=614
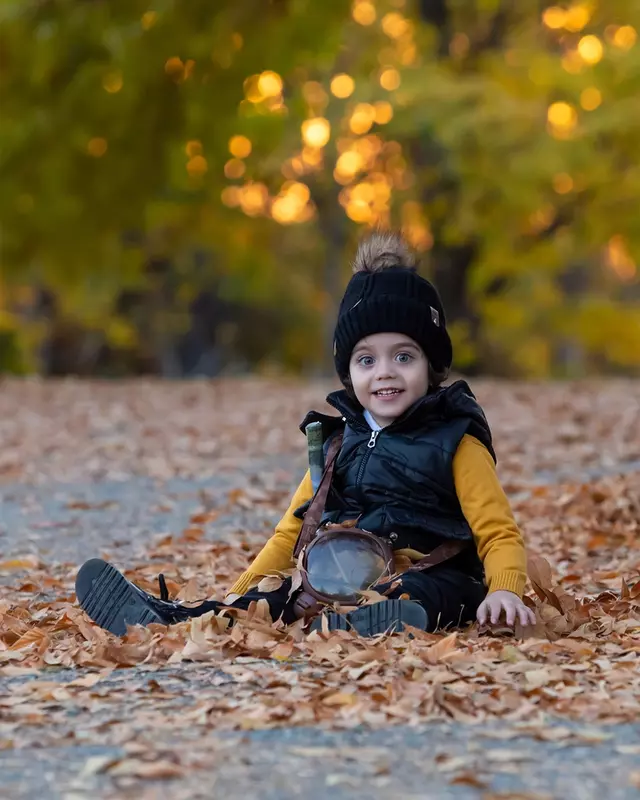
left=191, top=566, right=487, bottom=632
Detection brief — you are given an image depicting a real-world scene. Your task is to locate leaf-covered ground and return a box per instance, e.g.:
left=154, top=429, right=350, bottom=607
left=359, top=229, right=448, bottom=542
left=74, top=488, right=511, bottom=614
left=0, top=378, right=638, bottom=799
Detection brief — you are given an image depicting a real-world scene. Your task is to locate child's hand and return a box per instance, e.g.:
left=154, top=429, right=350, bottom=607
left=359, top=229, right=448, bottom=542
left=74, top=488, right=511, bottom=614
left=477, top=590, right=536, bottom=628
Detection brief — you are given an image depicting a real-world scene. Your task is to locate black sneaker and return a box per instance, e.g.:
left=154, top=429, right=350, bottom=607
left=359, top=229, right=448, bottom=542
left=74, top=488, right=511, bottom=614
left=309, top=599, right=427, bottom=636
left=75, top=558, right=191, bottom=636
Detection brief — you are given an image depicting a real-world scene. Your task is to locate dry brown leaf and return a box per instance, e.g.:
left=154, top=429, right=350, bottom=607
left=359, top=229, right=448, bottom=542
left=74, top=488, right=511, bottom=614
left=257, top=575, right=284, bottom=593
left=322, top=691, right=357, bottom=706
left=436, top=754, right=476, bottom=773
left=485, top=749, right=534, bottom=762
left=107, top=758, right=184, bottom=778
left=287, top=569, right=303, bottom=599
left=424, top=632, right=458, bottom=665
left=450, top=772, right=488, bottom=788
left=8, top=629, right=49, bottom=652
left=67, top=670, right=112, bottom=688
left=176, top=577, right=201, bottom=603
left=357, top=589, right=389, bottom=605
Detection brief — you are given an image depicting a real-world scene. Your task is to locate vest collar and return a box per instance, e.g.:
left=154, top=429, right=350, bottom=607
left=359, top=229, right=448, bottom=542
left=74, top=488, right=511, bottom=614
left=300, top=380, right=495, bottom=462
left=326, top=381, right=470, bottom=432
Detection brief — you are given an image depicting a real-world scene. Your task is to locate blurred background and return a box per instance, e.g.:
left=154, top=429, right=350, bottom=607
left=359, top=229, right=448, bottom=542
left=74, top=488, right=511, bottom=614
left=1, top=0, right=639, bottom=379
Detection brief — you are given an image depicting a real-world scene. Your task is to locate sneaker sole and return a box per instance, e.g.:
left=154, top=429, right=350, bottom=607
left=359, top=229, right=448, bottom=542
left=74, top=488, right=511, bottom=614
left=309, top=599, right=427, bottom=636
left=75, top=558, right=162, bottom=636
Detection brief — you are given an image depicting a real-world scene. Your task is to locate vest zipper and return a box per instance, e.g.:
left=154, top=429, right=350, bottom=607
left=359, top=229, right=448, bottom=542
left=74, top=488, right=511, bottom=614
left=356, top=430, right=379, bottom=485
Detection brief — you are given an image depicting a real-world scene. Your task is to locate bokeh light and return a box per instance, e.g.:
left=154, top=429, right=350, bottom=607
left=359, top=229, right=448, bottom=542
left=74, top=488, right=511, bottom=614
left=381, top=12, right=410, bottom=39
left=224, top=159, right=245, bottom=179
left=606, top=235, right=637, bottom=281
left=240, top=183, right=269, bottom=216
left=165, top=57, right=184, bottom=78
left=334, top=151, right=365, bottom=183
left=564, top=5, right=591, bottom=32
left=580, top=87, right=602, bottom=110
left=373, top=101, right=393, bottom=125
left=330, top=74, right=355, bottom=99
left=87, top=138, right=108, bottom=157
left=229, top=135, right=252, bottom=158
left=553, top=173, right=574, bottom=194
left=612, top=26, right=637, bottom=50
left=187, top=155, right=208, bottom=177
left=349, top=103, right=376, bottom=135
left=547, top=102, right=578, bottom=137
left=542, top=7, right=566, bottom=29
left=352, top=0, right=376, bottom=26
left=102, top=71, right=123, bottom=94
left=271, top=181, right=314, bottom=224
left=578, top=35, right=604, bottom=65
left=185, top=140, right=202, bottom=158
left=141, top=11, right=157, bottom=30
left=257, top=71, right=283, bottom=98
left=379, top=68, right=401, bottom=91
left=301, top=118, right=331, bottom=148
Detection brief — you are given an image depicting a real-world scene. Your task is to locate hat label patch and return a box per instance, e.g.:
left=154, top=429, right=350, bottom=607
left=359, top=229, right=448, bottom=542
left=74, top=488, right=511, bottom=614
left=430, top=306, right=440, bottom=326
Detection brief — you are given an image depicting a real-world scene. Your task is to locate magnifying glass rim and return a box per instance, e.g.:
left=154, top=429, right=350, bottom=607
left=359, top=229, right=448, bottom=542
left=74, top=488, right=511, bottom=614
left=301, top=527, right=394, bottom=604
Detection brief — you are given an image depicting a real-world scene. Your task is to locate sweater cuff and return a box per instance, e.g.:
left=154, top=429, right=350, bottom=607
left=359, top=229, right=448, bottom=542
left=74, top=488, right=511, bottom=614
left=227, top=571, right=262, bottom=599
left=488, top=570, right=527, bottom=597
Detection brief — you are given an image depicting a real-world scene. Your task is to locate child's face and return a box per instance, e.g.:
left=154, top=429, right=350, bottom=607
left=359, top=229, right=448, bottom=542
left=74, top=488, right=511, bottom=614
left=349, top=332, right=429, bottom=427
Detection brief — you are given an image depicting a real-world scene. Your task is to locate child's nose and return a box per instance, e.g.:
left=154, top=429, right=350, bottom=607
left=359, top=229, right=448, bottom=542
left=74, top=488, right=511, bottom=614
left=375, top=359, right=396, bottom=378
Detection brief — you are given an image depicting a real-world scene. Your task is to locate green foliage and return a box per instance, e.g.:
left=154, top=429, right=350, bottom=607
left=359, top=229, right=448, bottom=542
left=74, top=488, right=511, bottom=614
left=1, top=0, right=639, bottom=375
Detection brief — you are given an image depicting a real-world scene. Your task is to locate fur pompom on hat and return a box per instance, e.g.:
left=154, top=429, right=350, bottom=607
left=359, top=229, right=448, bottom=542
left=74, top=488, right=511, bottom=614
left=333, top=231, right=453, bottom=382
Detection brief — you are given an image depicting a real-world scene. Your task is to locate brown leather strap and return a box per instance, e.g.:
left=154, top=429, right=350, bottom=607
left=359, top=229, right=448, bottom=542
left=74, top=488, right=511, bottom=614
left=293, top=432, right=343, bottom=558
left=408, top=540, right=467, bottom=572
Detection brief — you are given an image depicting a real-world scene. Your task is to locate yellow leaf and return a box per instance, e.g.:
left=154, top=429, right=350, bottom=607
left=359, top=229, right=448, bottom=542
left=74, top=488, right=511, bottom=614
left=0, top=558, right=39, bottom=571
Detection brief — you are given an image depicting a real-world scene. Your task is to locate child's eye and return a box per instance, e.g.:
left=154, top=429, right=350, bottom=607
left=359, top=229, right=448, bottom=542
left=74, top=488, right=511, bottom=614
left=358, top=355, right=375, bottom=367
left=396, top=352, right=413, bottom=363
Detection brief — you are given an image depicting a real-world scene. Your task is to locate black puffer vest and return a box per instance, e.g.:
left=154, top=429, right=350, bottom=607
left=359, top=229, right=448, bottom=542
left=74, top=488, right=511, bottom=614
left=298, top=380, right=495, bottom=575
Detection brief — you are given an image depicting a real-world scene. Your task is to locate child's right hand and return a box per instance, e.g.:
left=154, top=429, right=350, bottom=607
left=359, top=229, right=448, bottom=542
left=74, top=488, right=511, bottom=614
left=477, top=590, right=536, bottom=628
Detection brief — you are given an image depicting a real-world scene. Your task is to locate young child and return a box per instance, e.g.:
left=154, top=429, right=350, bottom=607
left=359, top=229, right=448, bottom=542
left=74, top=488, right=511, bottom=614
left=76, top=232, right=535, bottom=637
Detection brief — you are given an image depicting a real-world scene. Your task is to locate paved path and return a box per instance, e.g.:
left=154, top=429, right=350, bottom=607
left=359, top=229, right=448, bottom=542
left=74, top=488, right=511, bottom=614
left=0, top=661, right=638, bottom=800
left=1, top=469, right=639, bottom=799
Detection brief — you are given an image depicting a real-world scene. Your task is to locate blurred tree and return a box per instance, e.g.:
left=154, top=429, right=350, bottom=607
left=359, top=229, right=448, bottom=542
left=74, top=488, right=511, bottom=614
left=0, top=0, right=638, bottom=376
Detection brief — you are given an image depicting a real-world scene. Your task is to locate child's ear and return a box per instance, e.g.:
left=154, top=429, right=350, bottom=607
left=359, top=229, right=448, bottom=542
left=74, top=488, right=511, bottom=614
left=428, top=364, right=449, bottom=389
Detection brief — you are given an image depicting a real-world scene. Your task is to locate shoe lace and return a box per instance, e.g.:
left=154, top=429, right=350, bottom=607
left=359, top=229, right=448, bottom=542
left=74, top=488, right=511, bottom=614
left=158, top=573, right=169, bottom=602
left=136, top=573, right=190, bottom=623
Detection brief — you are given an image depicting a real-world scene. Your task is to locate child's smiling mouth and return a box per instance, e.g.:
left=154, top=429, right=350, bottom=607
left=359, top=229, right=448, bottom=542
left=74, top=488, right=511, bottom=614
left=373, top=388, right=403, bottom=398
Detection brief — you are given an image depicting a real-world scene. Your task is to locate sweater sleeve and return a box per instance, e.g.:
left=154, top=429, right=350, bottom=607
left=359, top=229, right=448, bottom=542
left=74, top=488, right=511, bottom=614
left=226, top=469, right=313, bottom=597
left=452, top=434, right=527, bottom=597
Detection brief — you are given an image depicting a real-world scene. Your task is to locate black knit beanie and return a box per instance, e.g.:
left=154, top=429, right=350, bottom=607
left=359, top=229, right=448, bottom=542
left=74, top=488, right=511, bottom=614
left=333, top=232, right=453, bottom=383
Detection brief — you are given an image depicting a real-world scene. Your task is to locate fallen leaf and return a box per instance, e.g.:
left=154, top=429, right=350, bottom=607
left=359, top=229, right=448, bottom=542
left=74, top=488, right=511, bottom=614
left=8, top=629, right=49, bottom=652
left=107, top=758, right=184, bottom=778
left=485, top=749, right=534, bottom=763
left=450, top=772, right=488, bottom=788
left=615, top=744, right=640, bottom=755
left=257, top=575, right=284, bottom=593
left=322, top=691, right=357, bottom=706
left=424, top=632, right=458, bottom=664
left=0, top=558, right=39, bottom=571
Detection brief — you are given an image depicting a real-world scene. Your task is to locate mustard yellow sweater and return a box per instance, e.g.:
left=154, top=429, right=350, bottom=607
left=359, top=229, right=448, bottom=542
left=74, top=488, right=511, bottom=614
left=228, top=434, right=527, bottom=598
